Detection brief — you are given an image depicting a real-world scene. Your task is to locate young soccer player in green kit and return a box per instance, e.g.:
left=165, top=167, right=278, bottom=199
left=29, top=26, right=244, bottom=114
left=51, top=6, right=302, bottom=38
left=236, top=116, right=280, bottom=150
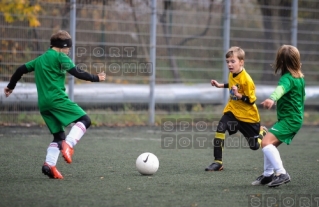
left=205, top=46, right=268, bottom=171
left=251, top=45, right=305, bottom=187
left=4, top=30, right=106, bottom=179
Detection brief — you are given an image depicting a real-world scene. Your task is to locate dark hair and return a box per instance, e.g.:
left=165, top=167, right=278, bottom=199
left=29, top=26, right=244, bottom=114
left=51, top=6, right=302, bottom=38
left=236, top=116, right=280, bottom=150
left=50, top=30, right=72, bottom=48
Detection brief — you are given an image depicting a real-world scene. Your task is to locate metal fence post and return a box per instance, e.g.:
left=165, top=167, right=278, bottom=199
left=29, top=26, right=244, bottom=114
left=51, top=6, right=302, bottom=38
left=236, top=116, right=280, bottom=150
left=149, top=0, right=157, bottom=126
left=223, top=0, right=230, bottom=107
left=291, top=0, right=298, bottom=47
left=69, top=0, right=76, bottom=101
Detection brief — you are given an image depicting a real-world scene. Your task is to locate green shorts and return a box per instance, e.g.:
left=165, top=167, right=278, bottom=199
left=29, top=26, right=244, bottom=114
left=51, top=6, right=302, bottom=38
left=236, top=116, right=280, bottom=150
left=269, top=119, right=302, bottom=145
left=41, top=100, right=86, bottom=134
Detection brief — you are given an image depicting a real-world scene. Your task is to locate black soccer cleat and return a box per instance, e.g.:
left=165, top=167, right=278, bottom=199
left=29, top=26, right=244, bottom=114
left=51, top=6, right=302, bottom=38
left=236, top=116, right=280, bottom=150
left=205, top=162, right=223, bottom=171
left=267, top=173, right=291, bottom=187
left=251, top=174, right=274, bottom=185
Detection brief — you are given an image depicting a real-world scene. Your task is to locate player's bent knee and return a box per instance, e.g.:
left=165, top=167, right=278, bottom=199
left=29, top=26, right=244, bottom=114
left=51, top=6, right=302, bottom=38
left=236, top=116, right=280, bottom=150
left=248, top=139, right=260, bottom=150
left=76, top=114, right=91, bottom=129
left=53, top=131, right=66, bottom=142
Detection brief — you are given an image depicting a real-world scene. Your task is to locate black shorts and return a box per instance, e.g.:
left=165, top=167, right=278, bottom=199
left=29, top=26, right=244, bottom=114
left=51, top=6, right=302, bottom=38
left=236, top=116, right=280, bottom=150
left=216, top=111, right=260, bottom=139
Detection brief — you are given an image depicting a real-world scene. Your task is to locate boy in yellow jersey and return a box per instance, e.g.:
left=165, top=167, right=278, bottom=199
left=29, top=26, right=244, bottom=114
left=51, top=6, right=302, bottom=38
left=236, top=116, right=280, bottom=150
left=205, top=46, right=267, bottom=171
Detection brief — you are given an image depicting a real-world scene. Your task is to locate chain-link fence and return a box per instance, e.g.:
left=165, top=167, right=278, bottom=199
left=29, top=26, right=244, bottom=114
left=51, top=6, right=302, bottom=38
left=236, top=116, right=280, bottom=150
left=1, top=0, right=319, bottom=126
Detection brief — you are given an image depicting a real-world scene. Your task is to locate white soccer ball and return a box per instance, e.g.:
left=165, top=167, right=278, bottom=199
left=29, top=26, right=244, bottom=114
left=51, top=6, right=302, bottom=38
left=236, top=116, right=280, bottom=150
left=136, top=152, right=159, bottom=175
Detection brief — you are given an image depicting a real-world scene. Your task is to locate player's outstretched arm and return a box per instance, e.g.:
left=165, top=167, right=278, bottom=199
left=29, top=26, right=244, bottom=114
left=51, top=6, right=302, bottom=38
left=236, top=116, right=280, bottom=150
left=211, top=80, right=219, bottom=87
left=4, top=87, right=13, bottom=97
left=261, top=99, right=275, bottom=109
left=261, top=85, right=285, bottom=109
left=211, top=80, right=228, bottom=88
left=97, top=72, right=106, bottom=82
left=68, top=67, right=105, bottom=82
left=4, top=65, right=29, bottom=97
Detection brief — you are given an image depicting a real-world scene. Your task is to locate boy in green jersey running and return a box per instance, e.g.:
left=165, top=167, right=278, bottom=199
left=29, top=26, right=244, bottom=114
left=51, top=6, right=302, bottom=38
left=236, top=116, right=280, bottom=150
left=4, top=30, right=106, bottom=179
left=251, top=45, right=305, bottom=187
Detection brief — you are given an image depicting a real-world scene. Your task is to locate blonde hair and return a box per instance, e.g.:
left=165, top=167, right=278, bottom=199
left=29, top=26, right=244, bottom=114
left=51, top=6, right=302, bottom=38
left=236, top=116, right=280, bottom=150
left=273, top=45, right=303, bottom=78
left=226, top=46, right=245, bottom=61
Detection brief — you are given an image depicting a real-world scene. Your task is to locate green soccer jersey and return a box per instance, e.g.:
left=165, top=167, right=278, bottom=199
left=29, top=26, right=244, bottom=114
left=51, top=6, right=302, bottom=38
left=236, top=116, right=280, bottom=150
left=25, top=48, right=75, bottom=111
left=276, top=73, right=305, bottom=127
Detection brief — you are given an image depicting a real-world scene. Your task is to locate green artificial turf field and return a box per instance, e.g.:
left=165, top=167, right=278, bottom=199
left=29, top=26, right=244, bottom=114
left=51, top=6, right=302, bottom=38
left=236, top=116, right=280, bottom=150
left=0, top=126, right=319, bottom=207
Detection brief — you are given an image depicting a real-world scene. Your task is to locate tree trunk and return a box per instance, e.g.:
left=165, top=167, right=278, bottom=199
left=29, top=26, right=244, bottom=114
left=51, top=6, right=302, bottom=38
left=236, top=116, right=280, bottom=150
left=258, top=0, right=276, bottom=83
left=160, top=0, right=181, bottom=83
left=278, top=0, right=292, bottom=44
left=130, top=0, right=150, bottom=62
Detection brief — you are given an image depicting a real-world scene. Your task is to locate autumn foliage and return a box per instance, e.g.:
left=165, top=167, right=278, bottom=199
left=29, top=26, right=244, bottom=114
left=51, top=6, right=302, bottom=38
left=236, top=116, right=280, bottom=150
left=0, top=0, right=41, bottom=27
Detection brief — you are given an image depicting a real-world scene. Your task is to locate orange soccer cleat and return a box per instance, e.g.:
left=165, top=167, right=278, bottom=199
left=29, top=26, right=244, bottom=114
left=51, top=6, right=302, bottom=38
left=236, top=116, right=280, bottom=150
left=42, top=162, right=63, bottom=179
left=60, top=140, right=74, bottom=164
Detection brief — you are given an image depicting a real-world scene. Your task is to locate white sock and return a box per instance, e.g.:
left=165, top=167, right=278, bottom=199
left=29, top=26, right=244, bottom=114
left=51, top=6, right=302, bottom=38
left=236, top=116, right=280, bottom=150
left=45, top=142, right=60, bottom=166
left=65, top=122, right=86, bottom=148
left=262, top=144, right=286, bottom=174
left=263, top=153, right=274, bottom=176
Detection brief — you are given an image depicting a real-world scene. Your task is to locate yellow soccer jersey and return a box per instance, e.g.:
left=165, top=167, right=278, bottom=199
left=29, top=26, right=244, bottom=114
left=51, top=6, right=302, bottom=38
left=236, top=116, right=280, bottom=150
left=223, top=69, right=260, bottom=123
